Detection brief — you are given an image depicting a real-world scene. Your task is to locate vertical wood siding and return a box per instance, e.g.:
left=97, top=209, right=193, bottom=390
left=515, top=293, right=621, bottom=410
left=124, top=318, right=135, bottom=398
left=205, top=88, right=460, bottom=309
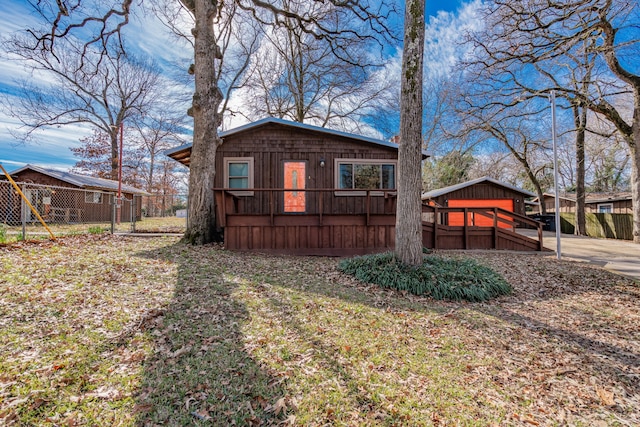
left=215, top=124, right=399, bottom=217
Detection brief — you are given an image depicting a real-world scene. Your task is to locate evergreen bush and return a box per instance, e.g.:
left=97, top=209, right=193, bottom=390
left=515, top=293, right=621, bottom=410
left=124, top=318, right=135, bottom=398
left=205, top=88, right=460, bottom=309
left=338, top=252, right=511, bottom=302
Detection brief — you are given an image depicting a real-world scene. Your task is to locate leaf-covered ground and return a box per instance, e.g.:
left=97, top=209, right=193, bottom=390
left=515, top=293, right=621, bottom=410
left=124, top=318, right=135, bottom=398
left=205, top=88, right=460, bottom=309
left=0, top=235, right=638, bottom=426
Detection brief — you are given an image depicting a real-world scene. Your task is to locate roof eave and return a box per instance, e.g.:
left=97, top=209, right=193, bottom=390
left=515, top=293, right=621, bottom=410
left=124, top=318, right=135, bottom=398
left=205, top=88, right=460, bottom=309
left=163, top=118, right=426, bottom=167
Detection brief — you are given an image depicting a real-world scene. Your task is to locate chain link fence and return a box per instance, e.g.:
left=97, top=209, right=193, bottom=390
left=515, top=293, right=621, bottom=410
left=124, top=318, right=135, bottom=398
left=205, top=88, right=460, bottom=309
left=0, top=180, right=187, bottom=242
left=137, top=194, right=188, bottom=233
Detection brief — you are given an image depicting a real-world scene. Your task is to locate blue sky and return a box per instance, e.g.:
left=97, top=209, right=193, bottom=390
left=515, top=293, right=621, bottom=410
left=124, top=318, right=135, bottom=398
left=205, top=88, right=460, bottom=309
left=0, top=0, right=470, bottom=173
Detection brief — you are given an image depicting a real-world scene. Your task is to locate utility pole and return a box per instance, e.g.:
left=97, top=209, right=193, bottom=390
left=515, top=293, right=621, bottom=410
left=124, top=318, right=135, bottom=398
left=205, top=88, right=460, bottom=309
left=550, top=91, right=561, bottom=260
left=117, top=122, right=123, bottom=224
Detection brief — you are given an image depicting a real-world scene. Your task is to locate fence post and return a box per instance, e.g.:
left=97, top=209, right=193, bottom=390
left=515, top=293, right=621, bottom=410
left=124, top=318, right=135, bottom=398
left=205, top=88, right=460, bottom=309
left=111, top=194, right=116, bottom=234
left=131, top=196, right=136, bottom=232
left=21, top=185, right=27, bottom=240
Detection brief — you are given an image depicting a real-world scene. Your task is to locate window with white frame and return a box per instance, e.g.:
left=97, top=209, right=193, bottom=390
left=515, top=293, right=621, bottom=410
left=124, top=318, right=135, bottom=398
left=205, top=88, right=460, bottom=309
left=224, top=157, right=254, bottom=196
left=85, top=191, right=102, bottom=204
left=335, top=159, right=396, bottom=194
left=597, top=203, right=613, bottom=213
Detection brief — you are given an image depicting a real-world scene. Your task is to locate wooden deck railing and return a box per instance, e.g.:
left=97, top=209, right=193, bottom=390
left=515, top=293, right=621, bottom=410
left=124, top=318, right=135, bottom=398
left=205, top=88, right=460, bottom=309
left=213, top=188, right=397, bottom=227
left=212, top=189, right=545, bottom=252
left=421, top=204, right=544, bottom=251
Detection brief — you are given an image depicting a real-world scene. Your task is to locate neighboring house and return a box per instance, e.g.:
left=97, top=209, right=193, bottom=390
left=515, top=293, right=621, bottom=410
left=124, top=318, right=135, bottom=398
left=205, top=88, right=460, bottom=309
left=421, top=177, right=536, bottom=229
left=536, top=193, right=633, bottom=214
left=534, top=192, right=634, bottom=240
left=3, top=164, right=148, bottom=223
left=166, top=118, right=544, bottom=254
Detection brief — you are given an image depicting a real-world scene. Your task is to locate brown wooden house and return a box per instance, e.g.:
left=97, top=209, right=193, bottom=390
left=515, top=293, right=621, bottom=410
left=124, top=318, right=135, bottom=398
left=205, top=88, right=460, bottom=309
left=166, top=118, right=409, bottom=255
left=167, top=118, right=545, bottom=254
left=3, top=164, right=148, bottom=223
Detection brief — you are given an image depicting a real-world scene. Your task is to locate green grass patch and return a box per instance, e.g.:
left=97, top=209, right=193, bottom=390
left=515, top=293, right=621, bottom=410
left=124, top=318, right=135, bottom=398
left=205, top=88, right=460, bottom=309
left=338, top=252, right=511, bottom=302
left=88, top=226, right=107, bottom=234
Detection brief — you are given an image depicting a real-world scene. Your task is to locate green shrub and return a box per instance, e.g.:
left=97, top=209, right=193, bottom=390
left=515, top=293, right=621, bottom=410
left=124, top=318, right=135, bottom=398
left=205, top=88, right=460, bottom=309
left=0, top=226, right=6, bottom=244
left=338, top=252, right=511, bottom=302
left=88, top=226, right=107, bottom=234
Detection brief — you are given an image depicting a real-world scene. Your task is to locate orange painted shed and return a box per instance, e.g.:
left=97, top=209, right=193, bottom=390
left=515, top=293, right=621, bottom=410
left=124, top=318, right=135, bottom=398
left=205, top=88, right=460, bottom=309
left=422, top=177, right=536, bottom=228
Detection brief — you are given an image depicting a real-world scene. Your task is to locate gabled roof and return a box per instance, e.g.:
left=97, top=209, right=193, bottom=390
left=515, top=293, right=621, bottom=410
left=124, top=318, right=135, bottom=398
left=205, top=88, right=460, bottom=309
left=164, top=117, right=430, bottom=167
left=421, top=176, right=536, bottom=200
left=8, top=164, right=149, bottom=195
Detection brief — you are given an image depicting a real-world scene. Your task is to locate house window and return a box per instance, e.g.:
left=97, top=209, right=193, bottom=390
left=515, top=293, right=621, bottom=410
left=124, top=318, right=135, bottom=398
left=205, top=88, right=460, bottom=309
left=85, top=191, right=102, bottom=204
left=224, top=157, right=254, bottom=196
left=336, top=159, right=396, bottom=195
left=597, top=203, right=613, bottom=213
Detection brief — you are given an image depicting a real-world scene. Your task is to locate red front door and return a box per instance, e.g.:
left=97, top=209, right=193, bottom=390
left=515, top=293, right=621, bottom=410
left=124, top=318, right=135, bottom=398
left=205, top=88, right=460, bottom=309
left=283, top=161, right=306, bottom=213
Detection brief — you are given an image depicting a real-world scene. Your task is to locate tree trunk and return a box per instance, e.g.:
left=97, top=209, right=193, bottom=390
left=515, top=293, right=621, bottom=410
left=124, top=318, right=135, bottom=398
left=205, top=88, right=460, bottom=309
left=527, top=172, right=546, bottom=215
left=599, top=17, right=640, bottom=243
left=395, top=0, right=425, bottom=266
left=574, top=105, right=587, bottom=236
left=514, top=154, right=545, bottom=215
left=183, top=0, right=224, bottom=245
left=621, top=89, right=640, bottom=243
left=147, top=151, right=155, bottom=216
left=631, top=132, right=640, bottom=243
left=110, top=130, right=119, bottom=181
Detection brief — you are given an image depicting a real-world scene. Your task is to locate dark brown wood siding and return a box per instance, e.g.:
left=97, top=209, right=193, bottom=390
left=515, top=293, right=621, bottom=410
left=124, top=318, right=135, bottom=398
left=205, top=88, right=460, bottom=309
left=10, top=171, right=76, bottom=188
left=585, top=199, right=633, bottom=214
left=543, top=196, right=576, bottom=213
left=215, top=124, right=399, bottom=217
left=427, top=182, right=529, bottom=216
left=544, top=196, right=632, bottom=214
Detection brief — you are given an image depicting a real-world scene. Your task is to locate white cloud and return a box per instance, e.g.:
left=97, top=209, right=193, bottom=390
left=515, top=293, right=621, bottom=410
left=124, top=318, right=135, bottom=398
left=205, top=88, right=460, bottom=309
left=124, top=4, right=194, bottom=78
left=423, top=0, right=483, bottom=80
left=0, top=98, right=92, bottom=170
left=0, top=0, right=484, bottom=167
left=0, top=0, right=194, bottom=171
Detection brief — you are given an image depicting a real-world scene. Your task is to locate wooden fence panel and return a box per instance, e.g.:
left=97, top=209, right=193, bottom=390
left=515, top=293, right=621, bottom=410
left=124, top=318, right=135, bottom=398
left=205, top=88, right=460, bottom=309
left=560, top=213, right=633, bottom=240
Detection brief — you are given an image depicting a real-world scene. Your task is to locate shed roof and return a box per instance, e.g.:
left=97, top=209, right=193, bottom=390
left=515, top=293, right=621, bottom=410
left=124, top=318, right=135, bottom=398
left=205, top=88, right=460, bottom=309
left=8, top=164, right=149, bottom=195
left=164, top=117, right=429, bottom=167
left=421, top=176, right=536, bottom=200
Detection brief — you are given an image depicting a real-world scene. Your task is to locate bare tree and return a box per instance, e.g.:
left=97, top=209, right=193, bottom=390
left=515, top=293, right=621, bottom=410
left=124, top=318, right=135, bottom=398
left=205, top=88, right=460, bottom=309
left=395, top=0, right=425, bottom=266
left=587, top=128, right=631, bottom=192
left=456, top=96, right=553, bottom=213
left=240, top=0, right=394, bottom=131
left=70, top=130, right=115, bottom=179
left=2, top=35, right=161, bottom=180
left=464, top=0, right=640, bottom=242
left=554, top=39, right=601, bottom=234
left=16, top=0, right=396, bottom=245
left=70, top=128, right=148, bottom=186
left=130, top=111, right=187, bottom=198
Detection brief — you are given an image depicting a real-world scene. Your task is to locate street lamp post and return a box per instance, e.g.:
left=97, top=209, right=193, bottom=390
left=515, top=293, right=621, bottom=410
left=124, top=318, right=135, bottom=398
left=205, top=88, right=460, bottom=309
left=550, top=91, right=561, bottom=260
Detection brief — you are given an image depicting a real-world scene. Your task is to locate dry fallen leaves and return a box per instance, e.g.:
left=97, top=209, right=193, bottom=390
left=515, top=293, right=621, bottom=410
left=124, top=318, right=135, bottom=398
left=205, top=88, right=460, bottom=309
left=1, top=235, right=638, bottom=426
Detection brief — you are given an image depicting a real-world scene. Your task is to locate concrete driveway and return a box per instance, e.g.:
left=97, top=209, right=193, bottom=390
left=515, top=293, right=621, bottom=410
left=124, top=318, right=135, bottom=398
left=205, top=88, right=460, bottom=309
left=535, top=231, right=640, bottom=282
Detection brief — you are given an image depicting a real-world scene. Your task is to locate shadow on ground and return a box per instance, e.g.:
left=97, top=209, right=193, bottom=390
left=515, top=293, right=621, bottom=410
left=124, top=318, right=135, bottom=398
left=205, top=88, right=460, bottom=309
left=132, top=242, right=639, bottom=425
left=132, top=243, right=289, bottom=426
